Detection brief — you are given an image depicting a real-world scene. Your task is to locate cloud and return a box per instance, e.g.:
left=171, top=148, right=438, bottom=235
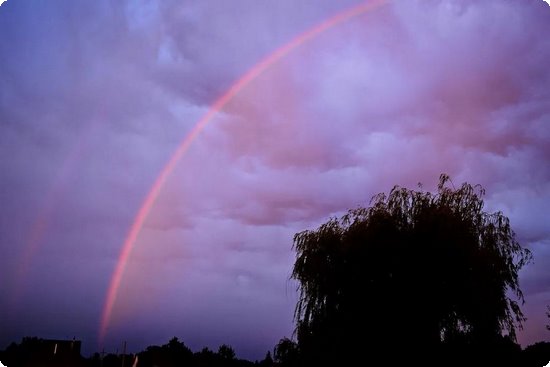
left=126, top=0, right=550, bottom=350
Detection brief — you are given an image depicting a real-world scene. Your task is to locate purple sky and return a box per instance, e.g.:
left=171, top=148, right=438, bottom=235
left=1, top=0, right=550, bottom=360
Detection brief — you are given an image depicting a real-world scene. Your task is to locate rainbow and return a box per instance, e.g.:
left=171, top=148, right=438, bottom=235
left=9, top=123, right=97, bottom=314
left=99, top=0, right=388, bottom=344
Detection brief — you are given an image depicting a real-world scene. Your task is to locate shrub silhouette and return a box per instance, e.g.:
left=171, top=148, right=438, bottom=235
left=291, top=174, right=532, bottom=365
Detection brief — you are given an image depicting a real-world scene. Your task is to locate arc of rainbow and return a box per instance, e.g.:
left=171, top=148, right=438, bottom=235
left=99, top=0, right=388, bottom=344
left=9, top=119, right=102, bottom=315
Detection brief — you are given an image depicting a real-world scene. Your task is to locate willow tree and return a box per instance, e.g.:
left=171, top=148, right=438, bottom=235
left=291, top=174, right=531, bottom=364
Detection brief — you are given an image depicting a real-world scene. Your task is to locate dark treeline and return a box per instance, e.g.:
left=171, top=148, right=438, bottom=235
left=1, top=335, right=550, bottom=367
left=2, top=175, right=550, bottom=366
left=0, top=336, right=271, bottom=367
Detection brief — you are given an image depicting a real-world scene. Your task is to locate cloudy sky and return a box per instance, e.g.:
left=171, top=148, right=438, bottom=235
left=1, top=0, right=549, bottom=360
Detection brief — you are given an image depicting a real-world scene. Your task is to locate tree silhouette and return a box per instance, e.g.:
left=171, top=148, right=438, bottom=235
left=138, top=337, right=192, bottom=367
left=217, top=344, right=236, bottom=367
left=273, top=338, right=299, bottom=366
left=218, top=344, right=236, bottom=360
left=291, top=174, right=532, bottom=365
left=546, top=305, right=550, bottom=331
left=258, top=351, right=273, bottom=367
left=195, top=347, right=216, bottom=367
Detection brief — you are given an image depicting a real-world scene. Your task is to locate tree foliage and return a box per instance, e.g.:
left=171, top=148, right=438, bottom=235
left=218, top=344, right=236, bottom=362
left=291, top=174, right=531, bottom=363
left=273, top=338, right=299, bottom=366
